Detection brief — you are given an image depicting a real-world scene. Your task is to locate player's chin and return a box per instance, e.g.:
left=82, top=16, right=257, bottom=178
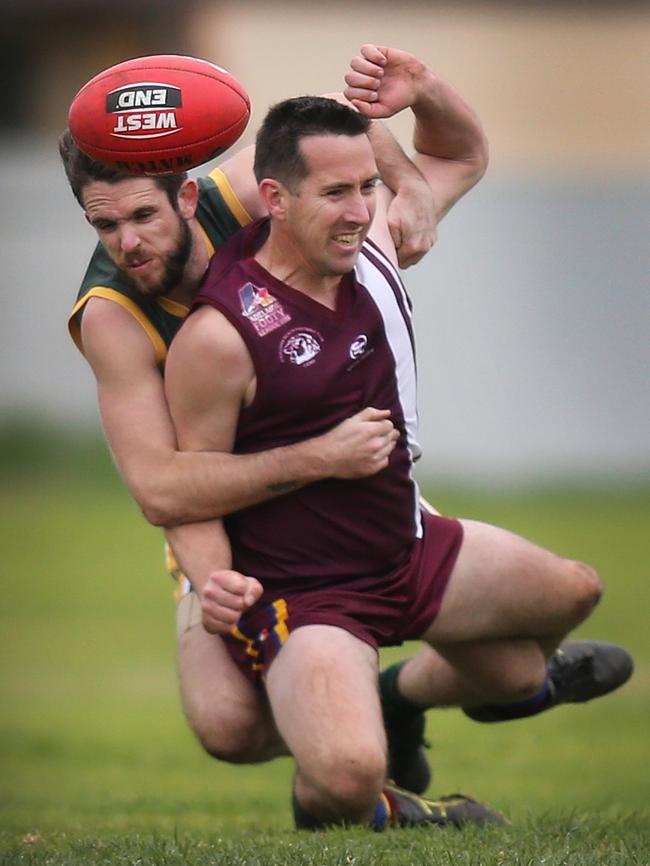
left=328, top=239, right=363, bottom=267
left=128, top=274, right=167, bottom=299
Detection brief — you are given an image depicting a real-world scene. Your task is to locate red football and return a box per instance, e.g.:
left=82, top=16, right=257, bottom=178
left=68, top=54, right=250, bottom=175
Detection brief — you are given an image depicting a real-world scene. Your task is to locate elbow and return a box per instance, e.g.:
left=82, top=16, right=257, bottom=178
left=126, top=472, right=182, bottom=528
left=140, top=500, right=175, bottom=528
left=136, top=489, right=177, bottom=528
left=472, top=131, right=490, bottom=183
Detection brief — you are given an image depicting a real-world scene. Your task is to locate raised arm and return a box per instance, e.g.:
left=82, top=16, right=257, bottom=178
left=345, top=44, right=488, bottom=229
left=81, top=297, right=397, bottom=528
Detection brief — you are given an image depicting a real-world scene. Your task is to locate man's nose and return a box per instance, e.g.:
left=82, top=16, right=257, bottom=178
left=346, top=191, right=372, bottom=225
left=119, top=223, right=141, bottom=253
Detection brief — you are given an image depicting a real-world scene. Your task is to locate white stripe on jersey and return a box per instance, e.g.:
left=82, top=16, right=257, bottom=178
left=364, top=242, right=414, bottom=321
left=356, top=244, right=423, bottom=537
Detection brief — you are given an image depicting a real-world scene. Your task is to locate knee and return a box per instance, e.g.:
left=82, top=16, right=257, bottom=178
left=563, top=560, right=603, bottom=625
left=486, top=653, right=549, bottom=703
left=190, top=707, right=276, bottom=765
left=307, top=743, right=387, bottom=819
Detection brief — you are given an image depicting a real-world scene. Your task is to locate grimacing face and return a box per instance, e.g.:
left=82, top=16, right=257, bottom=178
left=282, top=134, right=380, bottom=279
left=82, top=177, right=192, bottom=298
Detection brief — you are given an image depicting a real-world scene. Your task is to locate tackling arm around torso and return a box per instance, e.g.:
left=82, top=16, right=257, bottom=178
left=80, top=296, right=397, bottom=528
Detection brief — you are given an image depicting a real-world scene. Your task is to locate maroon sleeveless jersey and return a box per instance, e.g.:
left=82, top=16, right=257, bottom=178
left=193, top=219, right=424, bottom=586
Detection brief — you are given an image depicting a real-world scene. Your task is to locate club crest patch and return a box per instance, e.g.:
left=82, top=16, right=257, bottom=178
left=239, top=283, right=291, bottom=337
left=279, top=328, right=323, bottom=367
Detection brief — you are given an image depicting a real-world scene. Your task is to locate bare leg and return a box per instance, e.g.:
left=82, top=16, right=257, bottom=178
left=402, top=519, right=602, bottom=708
left=177, top=595, right=286, bottom=763
left=265, top=625, right=386, bottom=825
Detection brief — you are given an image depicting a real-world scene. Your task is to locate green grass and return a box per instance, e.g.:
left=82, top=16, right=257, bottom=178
left=1, top=429, right=649, bottom=864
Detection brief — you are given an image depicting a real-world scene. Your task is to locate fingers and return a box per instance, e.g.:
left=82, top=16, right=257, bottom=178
left=344, top=45, right=387, bottom=111
left=356, top=406, right=391, bottom=421
left=396, top=237, right=433, bottom=269
left=355, top=407, right=399, bottom=445
left=359, top=43, right=388, bottom=67
left=388, top=219, right=403, bottom=255
left=201, top=570, right=263, bottom=634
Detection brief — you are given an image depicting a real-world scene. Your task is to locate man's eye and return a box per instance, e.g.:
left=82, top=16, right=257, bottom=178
left=135, top=210, right=155, bottom=222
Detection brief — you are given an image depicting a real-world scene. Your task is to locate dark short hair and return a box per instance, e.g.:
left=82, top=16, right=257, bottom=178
left=58, top=128, right=188, bottom=209
left=253, top=96, right=371, bottom=191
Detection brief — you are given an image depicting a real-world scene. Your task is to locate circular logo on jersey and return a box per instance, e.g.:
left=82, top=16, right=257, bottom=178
left=279, top=328, right=322, bottom=366
left=349, top=334, right=368, bottom=360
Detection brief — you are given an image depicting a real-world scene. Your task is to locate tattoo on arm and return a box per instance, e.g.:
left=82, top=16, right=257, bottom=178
left=267, top=480, right=300, bottom=493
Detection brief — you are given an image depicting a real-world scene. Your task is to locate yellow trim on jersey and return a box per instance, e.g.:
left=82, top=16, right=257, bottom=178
left=157, top=296, right=190, bottom=317
left=197, top=222, right=216, bottom=258
left=207, top=167, right=253, bottom=227
left=272, top=598, right=290, bottom=646
left=68, top=286, right=167, bottom=364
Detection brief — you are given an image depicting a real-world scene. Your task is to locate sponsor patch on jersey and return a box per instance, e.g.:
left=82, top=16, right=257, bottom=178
left=346, top=333, right=374, bottom=371
left=279, top=328, right=323, bottom=367
left=349, top=334, right=368, bottom=360
left=239, top=283, right=291, bottom=337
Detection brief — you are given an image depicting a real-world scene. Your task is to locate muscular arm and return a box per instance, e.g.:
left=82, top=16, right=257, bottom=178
left=163, top=306, right=265, bottom=631
left=345, top=44, right=488, bottom=249
left=81, top=297, right=397, bottom=527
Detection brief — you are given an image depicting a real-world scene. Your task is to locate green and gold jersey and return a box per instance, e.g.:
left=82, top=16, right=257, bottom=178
left=68, top=167, right=251, bottom=365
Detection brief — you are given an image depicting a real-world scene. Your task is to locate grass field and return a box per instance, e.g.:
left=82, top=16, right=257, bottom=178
left=1, top=428, right=649, bottom=864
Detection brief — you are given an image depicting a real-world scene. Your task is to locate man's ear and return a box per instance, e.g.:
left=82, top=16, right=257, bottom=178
left=177, top=178, right=199, bottom=220
left=258, top=178, right=290, bottom=220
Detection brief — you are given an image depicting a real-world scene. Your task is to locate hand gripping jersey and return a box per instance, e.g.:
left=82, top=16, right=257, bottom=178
left=67, top=168, right=251, bottom=362
left=194, top=219, right=424, bottom=586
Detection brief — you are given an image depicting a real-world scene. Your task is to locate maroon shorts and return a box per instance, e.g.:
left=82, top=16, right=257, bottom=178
left=222, top=511, right=463, bottom=686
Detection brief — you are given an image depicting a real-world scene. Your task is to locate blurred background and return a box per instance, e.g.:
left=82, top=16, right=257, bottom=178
left=1, top=0, right=648, bottom=486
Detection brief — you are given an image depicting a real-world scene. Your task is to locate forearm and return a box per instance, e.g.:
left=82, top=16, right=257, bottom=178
left=132, top=435, right=331, bottom=528
left=165, top=519, right=231, bottom=595
left=410, top=63, right=488, bottom=173
left=368, top=121, right=426, bottom=195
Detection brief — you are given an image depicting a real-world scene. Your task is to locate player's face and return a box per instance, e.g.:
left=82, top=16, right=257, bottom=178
left=82, top=178, right=192, bottom=298
left=283, top=134, right=379, bottom=277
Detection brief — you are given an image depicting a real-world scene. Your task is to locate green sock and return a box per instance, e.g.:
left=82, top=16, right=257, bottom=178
left=379, top=661, right=423, bottom=725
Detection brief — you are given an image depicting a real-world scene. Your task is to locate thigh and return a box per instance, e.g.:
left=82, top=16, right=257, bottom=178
left=265, top=625, right=385, bottom=776
left=177, top=594, right=279, bottom=757
left=422, top=518, right=585, bottom=644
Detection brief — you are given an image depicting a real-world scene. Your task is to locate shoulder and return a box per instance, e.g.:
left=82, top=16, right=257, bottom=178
left=170, top=305, right=252, bottom=377
left=80, top=296, right=160, bottom=381
left=166, top=305, right=255, bottom=411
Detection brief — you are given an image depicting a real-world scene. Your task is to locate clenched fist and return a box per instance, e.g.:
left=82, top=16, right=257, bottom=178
left=200, top=569, right=263, bottom=634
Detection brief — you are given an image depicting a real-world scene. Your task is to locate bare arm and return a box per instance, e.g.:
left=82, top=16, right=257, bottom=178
left=163, top=305, right=265, bottom=632
left=217, top=145, right=267, bottom=220
left=367, top=121, right=438, bottom=268
left=345, top=44, right=488, bottom=246
left=81, top=297, right=397, bottom=527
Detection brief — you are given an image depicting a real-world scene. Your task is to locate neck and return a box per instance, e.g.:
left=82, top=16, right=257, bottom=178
left=255, top=226, right=342, bottom=310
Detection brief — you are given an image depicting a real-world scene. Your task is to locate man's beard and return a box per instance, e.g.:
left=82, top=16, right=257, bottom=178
left=125, top=214, right=193, bottom=299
